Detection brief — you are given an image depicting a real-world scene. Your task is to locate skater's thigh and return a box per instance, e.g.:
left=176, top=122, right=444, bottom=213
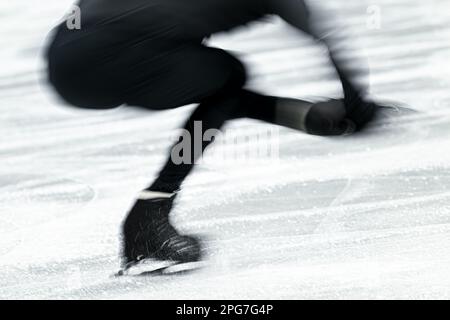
left=123, top=45, right=247, bottom=110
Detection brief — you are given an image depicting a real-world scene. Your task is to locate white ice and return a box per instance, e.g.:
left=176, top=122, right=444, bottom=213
left=1, top=0, right=450, bottom=299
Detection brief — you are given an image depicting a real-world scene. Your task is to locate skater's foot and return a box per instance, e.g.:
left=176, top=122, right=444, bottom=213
left=305, top=99, right=356, bottom=136
left=342, top=95, right=380, bottom=131
left=122, top=191, right=202, bottom=268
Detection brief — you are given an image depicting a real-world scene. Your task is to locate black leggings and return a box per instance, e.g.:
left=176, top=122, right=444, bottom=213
left=132, top=46, right=280, bottom=192
left=47, top=27, right=347, bottom=193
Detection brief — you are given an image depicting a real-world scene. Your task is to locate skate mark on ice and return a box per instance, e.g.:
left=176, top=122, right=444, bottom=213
left=0, top=174, right=96, bottom=226
left=314, top=177, right=354, bottom=234
left=0, top=174, right=95, bottom=204
left=313, top=104, right=428, bottom=234
left=0, top=219, right=22, bottom=258
left=312, top=168, right=450, bottom=235
left=0, top=255, right=116, bottom=299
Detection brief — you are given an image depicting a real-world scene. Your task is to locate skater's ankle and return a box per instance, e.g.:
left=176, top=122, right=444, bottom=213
left=148, top=179, right=181, bottom=194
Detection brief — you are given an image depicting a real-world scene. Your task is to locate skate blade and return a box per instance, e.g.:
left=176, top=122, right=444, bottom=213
left=115, top=259, right=173, bottom=277
left=116, top=260, right=205, bottom=277
left=154, top=261, right=205, bottom=275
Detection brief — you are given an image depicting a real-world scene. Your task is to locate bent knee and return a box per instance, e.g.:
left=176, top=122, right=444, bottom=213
left=49, top=75, right=123, bottom=110
left=211, top=49, right=248, bottom=93
left=53, top=87, right=123, bottom=110
left=228, top=55, right=247, bottom=89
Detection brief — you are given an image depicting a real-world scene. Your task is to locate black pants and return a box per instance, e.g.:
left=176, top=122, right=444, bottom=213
left=47, top=24, right=284, bottom=192
left=47, top=22, right=349, bottom=193
left=125, top=44, right=279, bottom=192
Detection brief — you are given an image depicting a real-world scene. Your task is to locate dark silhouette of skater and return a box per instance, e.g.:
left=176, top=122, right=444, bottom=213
left=46, top=0, right=378, bottom=270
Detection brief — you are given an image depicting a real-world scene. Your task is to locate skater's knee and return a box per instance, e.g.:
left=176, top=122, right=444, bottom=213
left=230, top=57, right=248, bottom=89
left=56, top=91, right=122, bottom=110
left=228, top=56, right=247, bottom=89
left=214, top=50, right=247, bottom=93
left=49, top=77, right=123, bottom=110
left=48, top=54, right=123, bottom=110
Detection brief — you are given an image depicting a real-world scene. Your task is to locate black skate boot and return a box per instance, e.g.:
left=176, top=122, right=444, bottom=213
left=121, top=191, right=202, bottom=271
left=304, top=99, right=356, bottom=136
left=341, top=94, right=380, bottom=132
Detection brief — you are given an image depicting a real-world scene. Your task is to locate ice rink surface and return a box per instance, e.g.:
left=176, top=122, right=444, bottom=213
left=1, top=0, right=450, bottom=299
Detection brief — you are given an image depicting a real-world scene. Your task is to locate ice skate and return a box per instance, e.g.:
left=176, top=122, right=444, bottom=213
left=120, top=192, right=203, bottom=276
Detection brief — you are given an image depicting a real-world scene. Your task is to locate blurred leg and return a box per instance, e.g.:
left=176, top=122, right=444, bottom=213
left=123, top=44, right=352, bottom=192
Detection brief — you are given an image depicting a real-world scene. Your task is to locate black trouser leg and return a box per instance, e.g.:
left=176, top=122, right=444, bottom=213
left=148, top=88, right=351, bottom=193
left=149, top=88, right=278, bottom=193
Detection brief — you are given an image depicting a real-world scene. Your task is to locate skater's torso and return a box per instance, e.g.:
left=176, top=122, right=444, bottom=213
left=77, top=0, right=275, bottom=40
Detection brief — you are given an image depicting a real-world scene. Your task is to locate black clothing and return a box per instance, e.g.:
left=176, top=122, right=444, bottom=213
left=47, top=0, right=276, bottom=109
left=77, top=0, right=274, bottom=40
left=46, top=0, right=371, bottom=195
left=123, top=195, right=202, bottom=265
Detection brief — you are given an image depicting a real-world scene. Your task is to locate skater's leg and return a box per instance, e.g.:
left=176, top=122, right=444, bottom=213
left=122, top=45, right=353, bottom=265
left=219, top=90, right=352, bottom=137
left=147, top=91, right=267, bottom=193
left=275, top=98, right=354, bottom=136
left=47, top=26, right=126, bottom=109
left=148, top=90, right=351, bottom=193
left=122, top=46, right=252, bottom=264
left=117, top=45, right=269, bottom=192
